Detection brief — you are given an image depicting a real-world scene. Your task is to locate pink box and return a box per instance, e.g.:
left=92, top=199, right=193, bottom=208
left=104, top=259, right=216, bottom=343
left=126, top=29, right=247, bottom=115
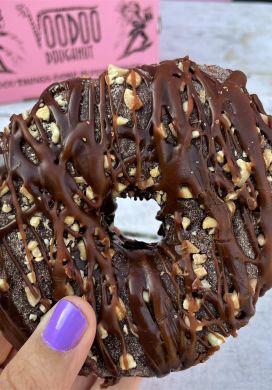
left=0, top=0, right=159, bottom=103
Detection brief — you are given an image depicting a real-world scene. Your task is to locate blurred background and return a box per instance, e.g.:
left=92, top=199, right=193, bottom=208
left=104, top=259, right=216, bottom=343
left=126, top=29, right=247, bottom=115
left=1, top=1, right=272, bottom=389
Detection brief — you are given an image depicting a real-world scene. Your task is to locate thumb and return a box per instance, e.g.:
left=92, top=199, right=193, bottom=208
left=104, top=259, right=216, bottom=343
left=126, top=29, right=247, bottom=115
left=0, top=296, right=96, bottom=390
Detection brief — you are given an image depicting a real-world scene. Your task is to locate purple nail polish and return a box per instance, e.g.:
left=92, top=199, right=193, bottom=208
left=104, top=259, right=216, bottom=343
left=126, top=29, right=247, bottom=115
left=42, top=299, right=87, bottom=352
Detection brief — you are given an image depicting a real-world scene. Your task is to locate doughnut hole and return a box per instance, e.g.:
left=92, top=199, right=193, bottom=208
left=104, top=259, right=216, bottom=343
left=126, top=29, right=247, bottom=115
left=114, top=198, right=161, bottom=242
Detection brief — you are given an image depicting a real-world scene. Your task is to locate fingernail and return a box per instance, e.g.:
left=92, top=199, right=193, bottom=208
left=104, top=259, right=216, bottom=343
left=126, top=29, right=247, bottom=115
left=42, top=299, right=87, bottom=352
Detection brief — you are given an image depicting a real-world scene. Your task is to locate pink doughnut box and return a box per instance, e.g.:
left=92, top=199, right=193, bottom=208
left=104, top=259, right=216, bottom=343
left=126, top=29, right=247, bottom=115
left=0, top=0, right=159, bottom=103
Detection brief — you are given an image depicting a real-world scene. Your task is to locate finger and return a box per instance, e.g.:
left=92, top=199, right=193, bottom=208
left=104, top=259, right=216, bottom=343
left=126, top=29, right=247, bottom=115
left=71, top=374, right=98, bottom=390
left=90, top=377, right=142, bottom=390
left=0, top=297, right=96, bottom=390
left=0, top=332, right=14, bottom=366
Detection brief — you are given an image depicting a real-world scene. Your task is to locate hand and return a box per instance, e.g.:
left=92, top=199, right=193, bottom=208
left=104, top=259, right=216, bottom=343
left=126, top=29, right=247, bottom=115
left=0, top=297, right=141, bottom=389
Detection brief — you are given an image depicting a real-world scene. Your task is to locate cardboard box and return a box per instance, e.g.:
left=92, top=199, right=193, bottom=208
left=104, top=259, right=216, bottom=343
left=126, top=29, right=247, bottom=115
left=0, top=0, right=159, bottom=103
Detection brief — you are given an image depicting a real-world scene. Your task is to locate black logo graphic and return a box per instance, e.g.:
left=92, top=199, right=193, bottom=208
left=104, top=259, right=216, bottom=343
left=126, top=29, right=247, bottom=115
left=118, top=1, right=153, bottom=59
left=16, top=5, right=101, bottom=49
left=16, top=5, right=101, bottom=65
left=0, top=9, right=24, bottom=74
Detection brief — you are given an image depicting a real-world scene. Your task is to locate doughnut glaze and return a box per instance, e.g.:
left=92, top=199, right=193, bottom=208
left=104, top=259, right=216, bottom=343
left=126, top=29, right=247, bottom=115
left=0, top=57, right=272, bottom=385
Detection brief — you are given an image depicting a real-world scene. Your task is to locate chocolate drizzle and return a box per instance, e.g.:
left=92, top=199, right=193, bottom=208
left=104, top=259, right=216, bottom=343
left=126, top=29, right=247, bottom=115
left=0, top=57, right=272, bottom=382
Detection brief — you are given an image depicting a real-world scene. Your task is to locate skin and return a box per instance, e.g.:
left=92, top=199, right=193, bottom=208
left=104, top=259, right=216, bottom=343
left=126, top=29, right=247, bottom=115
left=0, top=297, right=141, bottom=389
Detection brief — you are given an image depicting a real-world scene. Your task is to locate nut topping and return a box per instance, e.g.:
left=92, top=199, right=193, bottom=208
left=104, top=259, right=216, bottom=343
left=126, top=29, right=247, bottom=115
left=182, top=240, right=200, bottom=254
left=115, top=298, right=126, bottom=321
left=182, top=217, right=191, bottom=230
left=78, top=240, right=87, bottom=260
left=30, top=216, right=41, bottom=228
left=202, top=216, right=218, bottom=229
left=25, top=286, right=41, bottom=307
left=179, top=186, right=193, bottom=199
left=98, top=323, right=108, bottom=339
left=116, top=116, right=129, bottom=126
left=119, top=353, right=137, bottom=370
left=126, top=70, right=142, bottom=87
left=0, top=278, right=9, bottom=292
left=234, top=159, right=252, bottom=187
left=36, top=105, right=50, bottom=121
left=0, top=182, right=9, bottom=197
left=207, top=332, right=225, bottom=347
left=124, top=89, right=143, bottom=111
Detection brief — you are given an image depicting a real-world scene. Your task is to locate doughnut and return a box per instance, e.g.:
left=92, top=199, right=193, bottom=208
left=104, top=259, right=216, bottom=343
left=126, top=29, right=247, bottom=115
left=1, top=57, right=272, bottom=385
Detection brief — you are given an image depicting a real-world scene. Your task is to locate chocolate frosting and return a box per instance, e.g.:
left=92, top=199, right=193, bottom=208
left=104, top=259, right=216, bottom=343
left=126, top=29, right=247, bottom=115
left=0, top=57, right=272, bottom=382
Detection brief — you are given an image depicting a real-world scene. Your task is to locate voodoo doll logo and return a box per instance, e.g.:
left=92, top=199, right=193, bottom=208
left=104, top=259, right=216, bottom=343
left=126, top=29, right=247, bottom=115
left=117, top=1, right=153, bottom=59
left=0, top=9, right=24, bottom=74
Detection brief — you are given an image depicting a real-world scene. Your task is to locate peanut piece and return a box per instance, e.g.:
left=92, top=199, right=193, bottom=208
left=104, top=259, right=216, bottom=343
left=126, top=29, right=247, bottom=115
left=108, top=64, right=129, bottom=78
left=199, top=89, right=206, bottom=104
left=0, top=278, right=9, bottom=292
left=55, top=95, right=67, bottom=108
left=0, top=182, right=9, bottom=197
left=150, top=166, right=160, bottom=178
left=226, top=201, right=236, bottom=215
left=126, top=70, right=142, bottom=87
left=86, top=186, right=95, bottom=200
left=257, top=234, right=265, bottom=247
left=119, top=353, right=137, bottom=370
left=27, top=271, right=36, bottom=284
left=98, top=323, right=108, bottom=339
left=250, top=278, right=257, bottom=293
left=78, top=240, right=87, bottom=261
left=177, top=62, right=183, bottom=71
left=183, top=240, right=200, bottom=254
left=129, top=167, right=136, bottom=176
left=192, top=130, right=200, bottom=139
left=194, top=266, right=207, bottom=279
left=183, top=297, right=202, bottom=312
left=192, top=253, right=207, bottom=265
left=201, top=279, right=211, bottom=289
left=36, top=106, right=50, bottom=121
left=50, top=123, right=60, bottom=144
left=223, top=162, right=230, bottom=173
left=20, top=185, right=34, bottom=202
left=115, top=298, right=126, bottom=321
left=203, top=216, right=218, bottom=229
left=225, top=191, right=239, bottom=201
left=263, top=149, right=272, bottom=169
left=29, top=314, right=37, bottom=321
left=2, top=203, right=11, bottom=213
left=124, top=89, right=143, bottom=110
left=234, top=159, right=252, bottom=187
left=27, top=240, right=38, bottom=251
left=116, top=116, right=129, bottom=126
left=183, top=101, right=189, bottom=113
left=142, top=290, right=150, bottom=303
left=75, top=176, right=87, bottom=184
left=116, top=183, right=127, bottom=193
left=64, top=216, right=75, bottom=226
left=30, top=216, right=41, bottom=228
left=216, top=150, right=225, bottom=164
left=225, top=290, right=240, bottom=311
left=25, top=286, right=41, bottom=307
left=207, top=332, right=225, bottom=347
left=22, top=110, right=30, bottom=120
left=182, top=217, right=191, bottom=231
left=179, top=186, right=193, bottom=199
left=32, top=247, right=42, bottom=258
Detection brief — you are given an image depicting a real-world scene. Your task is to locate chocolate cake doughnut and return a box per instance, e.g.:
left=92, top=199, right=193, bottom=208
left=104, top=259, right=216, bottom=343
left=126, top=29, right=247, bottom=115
left=1, top=57, right=272, bottom=385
